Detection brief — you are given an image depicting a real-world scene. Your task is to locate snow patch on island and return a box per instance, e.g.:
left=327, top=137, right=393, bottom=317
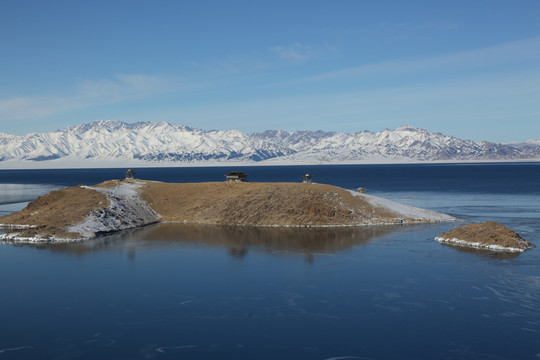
left=0, top=224, right=36, bottom=229
left=68, top=180, right=159, bottom=238
left=0, top=233, right=84, bottom=244
left=349, top=191, right=455, bottom=222
left=435, top=236, right=526, bottom=253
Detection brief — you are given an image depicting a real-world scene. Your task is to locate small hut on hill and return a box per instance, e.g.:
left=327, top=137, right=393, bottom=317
left=125, top=169, right=135, bottom=179
left=302, top=173, right=313, bottom=184
left=225, top=171, right=248, bottom=182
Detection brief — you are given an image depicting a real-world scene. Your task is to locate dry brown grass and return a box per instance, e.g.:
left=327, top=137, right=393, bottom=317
left=141, top=181, right=400, bottom=226
left=438, top=221, right=533, bottom=250
left=0, top=185, right=108, bottom=239
left=1, top=180, right=429, bottom=240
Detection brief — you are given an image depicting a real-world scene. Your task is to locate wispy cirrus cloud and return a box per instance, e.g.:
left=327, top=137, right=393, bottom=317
left=287, top=36, right=540, bottom=84
left=329, top=21, right=459, bottom=42
left=415, top=21, right=458, bottom=31
left=270, top=43, right=319, bottom=62
left=77, top=74, right=172, bottom=99
left=0, top=74, right=193, bottom=124
left=171, top=64, right=540, bottom=141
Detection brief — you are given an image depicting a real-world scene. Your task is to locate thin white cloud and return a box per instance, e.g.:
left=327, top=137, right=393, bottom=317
left=270, top=43, right=317, bottom=61
left=170, top=66, right=540, bottom=136
left=0, top=96, right=71, bottom=123
left=0, top=74, right=192, bottom=123
left=415, top=21, right=458, bottom=31
left=330, top=21, right=459, bottom=42
left=288, top=36, right=540, bottom=84
left=77, top=74, right=170, bottom=99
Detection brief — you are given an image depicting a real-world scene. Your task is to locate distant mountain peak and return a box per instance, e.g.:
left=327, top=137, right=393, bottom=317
left=0, top=121, right=538, bottom=167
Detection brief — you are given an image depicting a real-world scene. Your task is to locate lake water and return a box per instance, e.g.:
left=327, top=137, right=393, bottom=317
left=1, top=163, right=539, bottom=359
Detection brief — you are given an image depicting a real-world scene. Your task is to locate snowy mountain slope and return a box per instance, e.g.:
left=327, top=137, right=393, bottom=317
left=252, top=126, right=538, bottom=162
left=506, top=139, right=540, bottom=152
left=0, top=121, right=538, bottom=166
left=0, top=120, right=294, bottom=163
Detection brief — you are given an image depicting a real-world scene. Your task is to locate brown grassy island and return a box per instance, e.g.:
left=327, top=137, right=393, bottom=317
left=436, top=221, right=534, bottom=253
left=0, top=179, right=454, bottom=243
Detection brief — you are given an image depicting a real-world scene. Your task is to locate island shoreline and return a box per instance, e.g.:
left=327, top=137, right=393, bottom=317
left=0, top=179, right=456, bottom=243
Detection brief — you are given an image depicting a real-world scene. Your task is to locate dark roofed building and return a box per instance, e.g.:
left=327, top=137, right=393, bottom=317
left=225, top=171, right=248, bottom=182
left=302, top=173, right=313, bottom=184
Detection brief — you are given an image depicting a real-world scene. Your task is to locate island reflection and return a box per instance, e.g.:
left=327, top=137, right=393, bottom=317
left=35, top=223, right=408, bottom=260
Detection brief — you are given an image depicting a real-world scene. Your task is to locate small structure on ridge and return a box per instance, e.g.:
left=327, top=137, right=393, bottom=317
left=302, top=173, right=313, bottom=184
left=225, top=171, right=248, bottom=182
left=125, top=169, right=135, bottom=179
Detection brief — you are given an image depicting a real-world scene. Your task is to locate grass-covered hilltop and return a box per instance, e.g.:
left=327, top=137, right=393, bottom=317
left=0, top=179, right=454, bottom=243
left=436, top=221, right=534, bottom=253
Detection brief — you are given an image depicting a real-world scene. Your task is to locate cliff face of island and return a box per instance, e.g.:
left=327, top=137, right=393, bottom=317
left=0, top=179, right=454, bottom=243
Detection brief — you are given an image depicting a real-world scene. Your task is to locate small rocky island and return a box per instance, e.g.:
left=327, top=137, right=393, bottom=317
left=0, top=179, right=454, bottom=243
left=436, top=221, right=534, bottom=253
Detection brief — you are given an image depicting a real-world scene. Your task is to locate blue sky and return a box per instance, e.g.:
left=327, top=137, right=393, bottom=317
left=1, top=0, right=539, bottom=142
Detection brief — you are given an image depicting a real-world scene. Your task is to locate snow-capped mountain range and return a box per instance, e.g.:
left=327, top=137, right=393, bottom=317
left=0, top=120, right=538, bottom=168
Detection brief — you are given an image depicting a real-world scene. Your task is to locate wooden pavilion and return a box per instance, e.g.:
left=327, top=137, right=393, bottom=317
left=225, top=171, right=249, bottom=182
left=302, top=173, right=313, bottom=184
left=125, top=169, right=135, bottom=179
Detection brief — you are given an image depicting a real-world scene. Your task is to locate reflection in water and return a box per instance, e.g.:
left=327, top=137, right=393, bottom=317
left=228, top=246, right=248, bottom=259
left=28, top=223, right=408, bottom=260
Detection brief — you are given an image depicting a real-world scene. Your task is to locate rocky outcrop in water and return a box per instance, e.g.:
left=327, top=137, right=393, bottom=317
left=435, top=221, right=534, bottom=252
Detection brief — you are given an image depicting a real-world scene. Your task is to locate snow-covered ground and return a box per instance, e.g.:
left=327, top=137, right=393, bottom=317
left=435, top=236, right=527, bottom=252
left=0, top=180, right=160, bottom=243
left=350, top=190, right=455, bottom=222
left=68, top=180, right=159, bottom=238
left=0, top=233, right=80, bottom=243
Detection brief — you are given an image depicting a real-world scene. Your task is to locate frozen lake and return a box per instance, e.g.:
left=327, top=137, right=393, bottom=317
left=1, top=163, right=539, bottom=359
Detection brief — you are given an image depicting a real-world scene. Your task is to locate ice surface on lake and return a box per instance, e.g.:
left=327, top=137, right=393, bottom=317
left=1, top=164, right=539, bottom=359
left=0, top=183, right=63, bottom=205
left=350, top=190, right=455, bottom=222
